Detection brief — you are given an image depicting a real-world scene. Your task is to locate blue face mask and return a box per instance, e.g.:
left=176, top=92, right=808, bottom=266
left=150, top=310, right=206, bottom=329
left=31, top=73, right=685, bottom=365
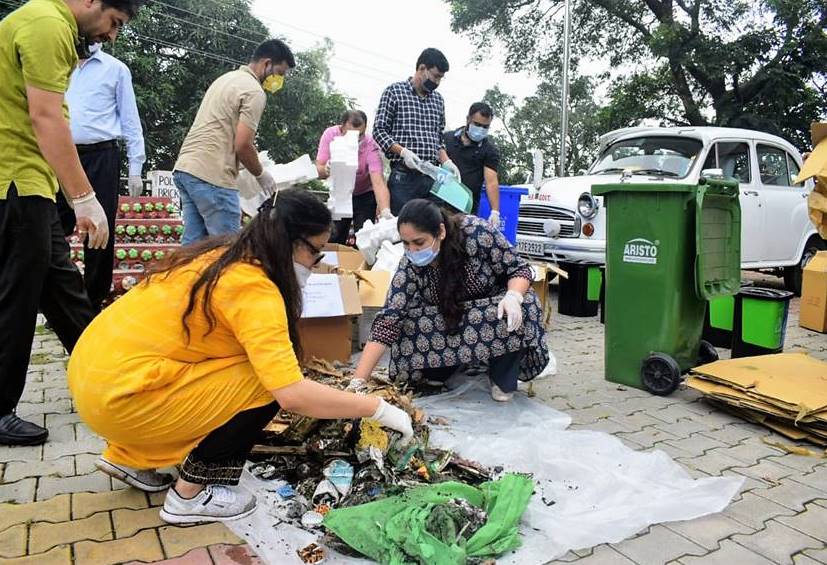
left=405, top=239, right=439, bottom=266
left=467, top=124, right=488, bottom=142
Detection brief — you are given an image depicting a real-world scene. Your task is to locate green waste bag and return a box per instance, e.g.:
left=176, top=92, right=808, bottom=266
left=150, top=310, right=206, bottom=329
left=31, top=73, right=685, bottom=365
left=323, top=474, right=533, bottom=565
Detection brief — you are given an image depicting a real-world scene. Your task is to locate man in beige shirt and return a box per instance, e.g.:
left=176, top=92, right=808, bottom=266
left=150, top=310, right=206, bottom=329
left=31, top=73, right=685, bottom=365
left=173, top=39, right=294, bottom=244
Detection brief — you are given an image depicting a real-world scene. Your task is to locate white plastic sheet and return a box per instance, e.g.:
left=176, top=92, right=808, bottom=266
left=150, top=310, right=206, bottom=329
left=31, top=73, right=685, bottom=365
left=227, top=378, right=743, bottom=564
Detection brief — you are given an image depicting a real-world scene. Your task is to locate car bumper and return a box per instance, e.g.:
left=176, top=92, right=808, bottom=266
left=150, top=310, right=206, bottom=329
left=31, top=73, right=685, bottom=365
left=516, top=235, right=606, bottom=264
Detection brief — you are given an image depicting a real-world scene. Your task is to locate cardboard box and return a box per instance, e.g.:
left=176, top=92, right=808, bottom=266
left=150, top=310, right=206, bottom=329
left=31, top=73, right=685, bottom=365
left=797, top=122, right=827, bottom=239
left=356, top=270, right=392, bottom=308
left=800, top=251, right=827, bottom=333
left=297, top=273, right=362, bottom=362
left=320, top=244, right=366, bottom=272
left=530, top=262, right=550, bottom=311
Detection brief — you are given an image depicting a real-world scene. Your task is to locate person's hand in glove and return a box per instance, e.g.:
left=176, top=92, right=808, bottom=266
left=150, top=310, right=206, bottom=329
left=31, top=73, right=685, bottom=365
left=256, top=169, right=277, bottom=195
left=371, top=398, right=414, bottom=445
left=73, top=192, right=109, bottom=249
left=497, top=289, right=524, bottom=332
left=128, top=176, right=143, bottom=197
left=442, top=159, right=462, bottom=182
left=488, top=209, right=501, bottom=228
left=378, top=208, right=394, bottom=221
left=400, top=148, right=423, bottom=171
left=345, top=378, right=369, bottom=394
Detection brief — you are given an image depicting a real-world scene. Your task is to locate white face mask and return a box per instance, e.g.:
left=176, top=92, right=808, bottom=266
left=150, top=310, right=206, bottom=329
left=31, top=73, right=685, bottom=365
left=294, top=261, right=312, bottom=289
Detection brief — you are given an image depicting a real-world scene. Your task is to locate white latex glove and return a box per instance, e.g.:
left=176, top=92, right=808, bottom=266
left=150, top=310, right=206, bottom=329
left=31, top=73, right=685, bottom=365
left=73, top=192, right=109, bottom=249
left=443, top=159, right=462, bottom=182
left=400, top=148, right=423, bottom=171
left=128, top=175, right=143, bottom=197
left=488, top=209, right=501, bottom=228
left=497, top=289, right=524, bottom=332
left=371, top=398, right=413, bottom=446
left=256, top=169, right=277, bottom=195
left=346, top=378, right=368, bottom=394
left=378, top=208, right=394, bottom=221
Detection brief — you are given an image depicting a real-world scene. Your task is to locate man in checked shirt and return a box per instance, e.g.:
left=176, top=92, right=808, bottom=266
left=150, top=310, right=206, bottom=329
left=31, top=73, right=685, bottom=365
left=373, top=48, right=463, bottom=215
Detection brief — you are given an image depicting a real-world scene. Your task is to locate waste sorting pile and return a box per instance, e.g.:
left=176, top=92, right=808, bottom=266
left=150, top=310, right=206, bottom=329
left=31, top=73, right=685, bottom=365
left=246, top=359, right=533, bottom=564
left=687, top=353, right=827, bottom=447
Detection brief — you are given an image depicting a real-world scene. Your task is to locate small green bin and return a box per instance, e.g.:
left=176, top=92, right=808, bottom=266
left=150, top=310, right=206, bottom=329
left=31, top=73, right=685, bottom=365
left=593, top=177, right=741, bottom=395
left=731, top=287, right=793, bottom=358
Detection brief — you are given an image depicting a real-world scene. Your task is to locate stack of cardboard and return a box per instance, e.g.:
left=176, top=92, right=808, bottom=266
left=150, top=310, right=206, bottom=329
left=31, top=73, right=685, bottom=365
left=797, top=122, right=827, bottom=239
left=686, top=353, right=827, bottom=445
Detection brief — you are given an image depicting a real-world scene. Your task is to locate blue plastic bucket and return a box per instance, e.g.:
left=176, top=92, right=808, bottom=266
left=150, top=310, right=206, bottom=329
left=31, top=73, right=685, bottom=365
left=478, top=185, right=529, bottom=244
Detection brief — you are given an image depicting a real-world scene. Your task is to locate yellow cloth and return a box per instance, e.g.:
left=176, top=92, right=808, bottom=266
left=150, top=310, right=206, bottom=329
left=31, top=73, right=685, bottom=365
left=67, top=255, right=304, bottom=469
left=0, top=0, right=78, bottom=201
left=174, top=66, right=267, bottom=189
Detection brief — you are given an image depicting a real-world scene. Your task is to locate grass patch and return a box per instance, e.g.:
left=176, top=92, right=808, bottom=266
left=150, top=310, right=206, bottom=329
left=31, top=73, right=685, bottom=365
left=34, top=324, right=50, bottom=335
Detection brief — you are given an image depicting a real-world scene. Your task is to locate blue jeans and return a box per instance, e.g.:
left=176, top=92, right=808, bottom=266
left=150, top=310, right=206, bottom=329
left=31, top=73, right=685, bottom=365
left=388, top=166, right=436, bottom=215
left=422, top=349, right=523, bottom=393
left=173, top=171, right=240, bottom=245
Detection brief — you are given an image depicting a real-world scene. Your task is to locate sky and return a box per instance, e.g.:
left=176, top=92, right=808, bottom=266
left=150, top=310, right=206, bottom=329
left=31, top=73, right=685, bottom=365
left=251, top=0, right=542, bottom=131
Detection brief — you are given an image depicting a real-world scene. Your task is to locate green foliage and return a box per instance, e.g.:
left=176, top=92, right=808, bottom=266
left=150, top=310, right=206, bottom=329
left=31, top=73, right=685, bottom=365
left=448, top=0, right=827, bottom=151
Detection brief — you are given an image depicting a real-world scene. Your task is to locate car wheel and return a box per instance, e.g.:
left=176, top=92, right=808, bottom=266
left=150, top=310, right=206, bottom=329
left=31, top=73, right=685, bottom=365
left=784, top=236, right=827, bottom=296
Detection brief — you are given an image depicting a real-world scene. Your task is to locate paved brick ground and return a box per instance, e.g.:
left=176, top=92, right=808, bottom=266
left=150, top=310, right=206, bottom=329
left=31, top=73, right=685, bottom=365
left=0, top=271, right=825, bottom=564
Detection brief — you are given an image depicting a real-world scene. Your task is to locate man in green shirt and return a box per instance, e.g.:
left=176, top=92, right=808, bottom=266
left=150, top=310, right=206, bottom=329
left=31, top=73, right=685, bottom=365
left=0, top=0, right=144, bottom=446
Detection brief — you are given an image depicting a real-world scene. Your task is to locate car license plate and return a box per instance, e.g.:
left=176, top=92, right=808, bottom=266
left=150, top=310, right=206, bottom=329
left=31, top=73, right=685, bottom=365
left=517, top=240, right=544, bottom=256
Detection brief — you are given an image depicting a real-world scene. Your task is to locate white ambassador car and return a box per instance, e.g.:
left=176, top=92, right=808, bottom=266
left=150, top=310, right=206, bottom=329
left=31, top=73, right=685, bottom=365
left=516, top=126, right=824, bottom=294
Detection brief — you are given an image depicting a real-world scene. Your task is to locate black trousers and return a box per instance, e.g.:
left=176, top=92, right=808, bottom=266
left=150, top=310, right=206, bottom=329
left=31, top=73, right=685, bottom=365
left=0, top=184, right=95, bottom=415
left=388, top=166, right=436, bottom=215
left=180, top=401, right=280, bottom=485
left=56, top=142, right=120, bottom=311
left=422, top=349, right=523, bottom=393
left=330, top=190, right=378, bottom=245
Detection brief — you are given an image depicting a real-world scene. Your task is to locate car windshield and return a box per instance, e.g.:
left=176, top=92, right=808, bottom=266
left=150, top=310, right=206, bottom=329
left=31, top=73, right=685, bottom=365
left=591, top=136, right=704, bottom=179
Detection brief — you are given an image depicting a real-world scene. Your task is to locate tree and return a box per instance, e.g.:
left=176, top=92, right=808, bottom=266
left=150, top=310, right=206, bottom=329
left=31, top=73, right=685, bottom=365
left=0, top=0, right=349, bottom=171
left=448, top=0, right=827, bottom=150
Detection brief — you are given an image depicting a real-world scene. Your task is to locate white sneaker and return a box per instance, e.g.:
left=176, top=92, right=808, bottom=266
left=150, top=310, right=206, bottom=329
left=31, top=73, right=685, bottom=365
left=96, top=457, right=174, bottom=492
left=491, top=383, right=514, bottom=402
left=160, top=484, right=257, bottom=524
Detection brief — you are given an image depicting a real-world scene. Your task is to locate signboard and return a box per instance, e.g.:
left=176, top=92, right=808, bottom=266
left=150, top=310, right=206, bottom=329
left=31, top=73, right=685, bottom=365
left=149, top=170, right=181, bottom=212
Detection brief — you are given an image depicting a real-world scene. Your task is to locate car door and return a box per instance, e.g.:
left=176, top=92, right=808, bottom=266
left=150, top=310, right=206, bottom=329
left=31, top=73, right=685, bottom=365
left=703, top=140, right=762, bottom=264
left=756, top=144, right=808, bottom=263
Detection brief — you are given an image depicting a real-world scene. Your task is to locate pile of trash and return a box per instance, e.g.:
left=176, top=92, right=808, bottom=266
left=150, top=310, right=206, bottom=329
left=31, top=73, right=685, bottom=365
left=687, top=353, right=827, bottom=446
left=248, top=359, right=531, bottom=563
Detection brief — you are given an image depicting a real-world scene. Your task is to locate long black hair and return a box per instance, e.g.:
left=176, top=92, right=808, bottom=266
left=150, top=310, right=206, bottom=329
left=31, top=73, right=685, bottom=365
left=148, top=188, right=331, bottom=356
left=398, top=199, right=466, bottom=332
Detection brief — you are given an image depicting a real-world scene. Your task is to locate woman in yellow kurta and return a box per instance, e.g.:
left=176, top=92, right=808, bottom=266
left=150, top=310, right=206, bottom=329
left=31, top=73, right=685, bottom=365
left=67, top=189, right=413, bottom=525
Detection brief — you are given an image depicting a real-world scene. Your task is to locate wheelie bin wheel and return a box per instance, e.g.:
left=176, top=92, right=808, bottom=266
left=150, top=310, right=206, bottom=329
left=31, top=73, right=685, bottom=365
left=641, top=353, right=681, bottom=396
left=698, top=340, right=719, bottom=365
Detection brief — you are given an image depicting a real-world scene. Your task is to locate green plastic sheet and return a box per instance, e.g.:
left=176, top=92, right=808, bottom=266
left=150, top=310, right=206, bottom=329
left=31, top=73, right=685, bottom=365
left=323, top=474, right=533, bottom=565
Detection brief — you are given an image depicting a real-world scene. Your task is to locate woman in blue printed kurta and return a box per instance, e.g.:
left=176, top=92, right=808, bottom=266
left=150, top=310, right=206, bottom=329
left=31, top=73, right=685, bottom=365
left=352, top=199, right=550, bottom=401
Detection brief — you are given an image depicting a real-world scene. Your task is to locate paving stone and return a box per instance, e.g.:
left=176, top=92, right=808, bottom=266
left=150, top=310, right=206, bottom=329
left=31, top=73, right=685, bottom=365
left=663, top=433, right=730, bottom=457
left=43, top=438, right=105, bottom=461
left=159, top=523, right=242, bottom=558
left=148, top=491, right=166, bottom=507
left=112, top=507, right=166, bottom=538
left=44, top=413, right=82, bottom=428
left=675, top=449, right=745, bottom=476
left=710, top=439, right=785, bottom=466
left=791, top=466, right=827, bottom=493
left=653, top=418, right=711, bottom=439
left=776, top=502, right=827, bottom=542
left=20, top=389, right=44, bottom=403
left=139, top=546, right=212, bottom=565
left=608, top=411, right=671, bottom=431
left=721, top=469, right=772, bottom=494
left=0, top=478, right=36, bottom=504
left=616, top=426, right=679, bottom=449
left=648, top=404, right=707, bottom=424
left=730, top=458, right=800, bottom=484
left=30, top=511, right=113, bottom=554
left=803, top=547, right=827, bottom=563
left=610, top=524, right=706, bottom=564
left=753, top=479, right=827, bottom=512
left=0, top=494, right=71, bottom=531
left=733, top=520, right=823, bottom=565
left=72, top=489, right=148, bottom=519
left=701, top=423, right=766, bottom=446
left=664, top=511, right=755, bottom=550
left=74, top=528, right=164, bottom=565
left=44, top=388, right=73, bottom=402
left=723, top=491, right=798, bottom=529
left=647, top=441, right=695, bottom=460
left=768, top=454, right=827, bottom=474
left=36, top=472, right=111, bottom=500
left=793, top=554, right=825, bottom=565
left=74, top=423, right=100, bottom=442
left=678, top=539, right=776, bottom=565
left=15, top=399, right=72, bottom=417
left=564, top=544, right=637, bottom=564
left=209, top=543, right=265, bottom=565
left=0, top=444, right=42, bottom=464
left=0, top=544, right=72, bottom=565
left=75, top=453, right=98, bottom=475
left=3, top=456, right=74, bottom=482
left=568, top=404, right=625, bottom=424
left=0, top=524, right=26, bottom=559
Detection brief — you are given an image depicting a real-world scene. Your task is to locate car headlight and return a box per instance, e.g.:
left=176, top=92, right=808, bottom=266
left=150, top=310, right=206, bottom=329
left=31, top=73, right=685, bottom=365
left=578, top=192, right=599, bottom=219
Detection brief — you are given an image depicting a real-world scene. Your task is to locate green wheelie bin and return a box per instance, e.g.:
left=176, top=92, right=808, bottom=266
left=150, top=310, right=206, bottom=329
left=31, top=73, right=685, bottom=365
left=592, top=177, right=741, bottom=395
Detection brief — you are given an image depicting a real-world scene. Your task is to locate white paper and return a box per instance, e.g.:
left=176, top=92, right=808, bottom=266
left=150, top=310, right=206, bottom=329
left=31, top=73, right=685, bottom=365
left=321, top=252, right=339, bottom=267
left=300, top=274, right=345, bottom=318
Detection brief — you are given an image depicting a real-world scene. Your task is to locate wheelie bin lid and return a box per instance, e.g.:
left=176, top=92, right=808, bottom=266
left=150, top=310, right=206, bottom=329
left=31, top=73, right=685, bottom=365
left=695, top=177, right=741, bottom=300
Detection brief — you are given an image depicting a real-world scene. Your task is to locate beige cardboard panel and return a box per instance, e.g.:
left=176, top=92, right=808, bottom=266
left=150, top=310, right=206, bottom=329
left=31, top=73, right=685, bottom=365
left=338, top=274, right=363, bottom=315
left=322, top=244, right=366, bottom=272
left=797, top=126, right=827, bottom=183
left=812, top=122, right=827, bottom=148
left=297, top=317, right=353, bottom=363
left=691, top=354, right=827, bottom=416
left=801, top=251, right=827, bottom=333
left=356, top=270, right=392, bottom=308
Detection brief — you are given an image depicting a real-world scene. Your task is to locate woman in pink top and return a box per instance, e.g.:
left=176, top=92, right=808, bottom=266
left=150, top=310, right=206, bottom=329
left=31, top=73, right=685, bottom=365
left=316, top=110, right=392, bottom=244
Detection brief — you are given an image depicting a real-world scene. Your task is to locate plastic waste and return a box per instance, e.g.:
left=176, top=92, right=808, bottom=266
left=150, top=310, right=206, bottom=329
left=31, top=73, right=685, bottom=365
left=311, top=459, right=354, bottom=506
left=355, top=217, right=400, bottom=265
left=238, top=152, right=318, bottom=217
left=420, top=161, right=474, bottom=214
left=327, top=130, right=359, bottom=220
left=371, top=240, right=404, bottom=273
